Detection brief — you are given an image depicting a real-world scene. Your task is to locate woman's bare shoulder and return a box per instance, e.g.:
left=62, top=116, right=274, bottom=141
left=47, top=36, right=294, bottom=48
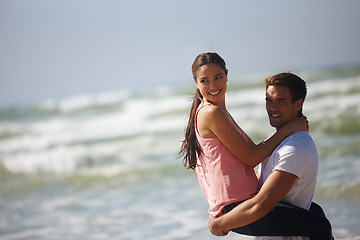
left=198, top=104, right=225, bottom=117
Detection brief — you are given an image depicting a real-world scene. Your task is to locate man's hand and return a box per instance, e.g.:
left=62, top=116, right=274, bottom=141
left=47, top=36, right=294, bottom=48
left=208, top=212, right=230, bottom=236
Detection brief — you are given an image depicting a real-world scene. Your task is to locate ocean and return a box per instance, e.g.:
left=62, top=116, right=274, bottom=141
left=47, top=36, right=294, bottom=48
left=1, top=65, right=360, bottom=240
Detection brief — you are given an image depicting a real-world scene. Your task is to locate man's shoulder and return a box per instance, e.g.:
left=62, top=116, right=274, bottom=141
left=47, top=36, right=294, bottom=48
left=280, top=131, right=316, bottom=150
left=271, top=132, right=318, bottom=166
left=288, top=131, right=313, bottom=141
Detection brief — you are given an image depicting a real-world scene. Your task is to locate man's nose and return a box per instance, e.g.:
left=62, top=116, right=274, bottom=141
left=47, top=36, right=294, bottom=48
left=269, top=102, right=279, bottom=110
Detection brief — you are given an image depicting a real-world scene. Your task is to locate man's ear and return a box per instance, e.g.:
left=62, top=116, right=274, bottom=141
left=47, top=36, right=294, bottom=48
left=295, top=99, right=303, bottom=112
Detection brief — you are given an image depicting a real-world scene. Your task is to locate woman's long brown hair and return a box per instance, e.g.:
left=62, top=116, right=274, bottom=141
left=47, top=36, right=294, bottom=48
left=179, top=52, right=227, bottom=169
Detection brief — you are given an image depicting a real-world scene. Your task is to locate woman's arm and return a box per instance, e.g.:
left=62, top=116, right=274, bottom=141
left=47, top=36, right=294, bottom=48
left=197, top=105, right=306, bottom=167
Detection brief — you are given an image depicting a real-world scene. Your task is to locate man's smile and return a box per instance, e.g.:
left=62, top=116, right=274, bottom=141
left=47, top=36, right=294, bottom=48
left=270, top=113, right=281, bottom=118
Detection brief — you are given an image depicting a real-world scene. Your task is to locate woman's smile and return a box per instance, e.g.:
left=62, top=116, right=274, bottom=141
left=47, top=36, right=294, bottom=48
left=209, top=89, right=222, bottom=96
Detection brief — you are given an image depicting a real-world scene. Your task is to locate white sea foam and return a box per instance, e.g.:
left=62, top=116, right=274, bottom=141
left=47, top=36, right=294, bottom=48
left=1, top=69, right=360, bottom=239
left=38, top=89, right=132, bottom=112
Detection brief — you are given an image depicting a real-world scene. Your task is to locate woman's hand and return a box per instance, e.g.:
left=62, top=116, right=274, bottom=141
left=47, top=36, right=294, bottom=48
left=283, top=116, right=309, bottom=133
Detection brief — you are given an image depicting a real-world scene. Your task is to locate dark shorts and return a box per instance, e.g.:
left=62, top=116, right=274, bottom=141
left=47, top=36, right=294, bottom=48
left=222, top=201, right=333, bottom=240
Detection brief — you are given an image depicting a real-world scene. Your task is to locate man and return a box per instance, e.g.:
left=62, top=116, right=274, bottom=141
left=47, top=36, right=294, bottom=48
left=208, top=72, right=332, bottom=239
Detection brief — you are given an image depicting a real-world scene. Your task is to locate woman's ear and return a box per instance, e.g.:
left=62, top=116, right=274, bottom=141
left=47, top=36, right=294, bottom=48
left=194, top=78, right=198, bottom=88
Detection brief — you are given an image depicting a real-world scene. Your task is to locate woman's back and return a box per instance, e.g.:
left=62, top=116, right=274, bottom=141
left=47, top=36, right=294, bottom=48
left=195, top=103, right=258, bottom=217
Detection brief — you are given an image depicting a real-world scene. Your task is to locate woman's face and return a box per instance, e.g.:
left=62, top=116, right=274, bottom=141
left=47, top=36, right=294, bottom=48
left=194, top=63, right=228, bottom=107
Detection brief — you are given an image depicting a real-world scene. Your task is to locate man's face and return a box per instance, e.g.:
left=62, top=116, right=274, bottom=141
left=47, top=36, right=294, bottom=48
left=265, top=85, right=303, bottom=130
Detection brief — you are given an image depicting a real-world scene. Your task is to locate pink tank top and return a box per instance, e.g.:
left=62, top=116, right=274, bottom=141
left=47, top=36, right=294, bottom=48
left=195, top=102, right=258, bottom=216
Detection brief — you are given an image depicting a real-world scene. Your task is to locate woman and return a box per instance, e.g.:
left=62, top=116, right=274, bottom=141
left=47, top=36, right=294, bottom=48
left=179, top=52, right=331, bottom=239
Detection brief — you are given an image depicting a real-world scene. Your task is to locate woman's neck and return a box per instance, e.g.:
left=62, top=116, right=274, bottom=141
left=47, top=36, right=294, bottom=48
left=203, top=99, right=226, bottom=109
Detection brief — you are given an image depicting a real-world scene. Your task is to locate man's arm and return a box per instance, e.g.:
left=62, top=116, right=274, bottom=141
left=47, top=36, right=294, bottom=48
left=208, top=170, right=298, bottom=236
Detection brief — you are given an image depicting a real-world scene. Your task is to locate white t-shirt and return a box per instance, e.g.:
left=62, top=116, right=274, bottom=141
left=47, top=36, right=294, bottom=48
left=255, top=131, right=319, bottom=240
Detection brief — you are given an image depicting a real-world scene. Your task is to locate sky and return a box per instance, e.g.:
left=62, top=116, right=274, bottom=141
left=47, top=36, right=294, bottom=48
left=1, top=0, right=360, bottom=107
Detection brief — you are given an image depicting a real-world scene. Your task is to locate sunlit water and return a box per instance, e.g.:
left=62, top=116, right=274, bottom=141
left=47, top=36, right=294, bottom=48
left=1, top=66, right=360, bottom=239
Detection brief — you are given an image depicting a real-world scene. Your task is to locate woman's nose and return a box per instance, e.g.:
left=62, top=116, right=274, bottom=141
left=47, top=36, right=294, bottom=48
left=209, top=81, right=217, bottom=89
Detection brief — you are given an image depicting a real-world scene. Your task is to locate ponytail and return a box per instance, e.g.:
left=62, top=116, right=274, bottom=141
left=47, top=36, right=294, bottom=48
left=179, top=89, right=203, bottom=169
